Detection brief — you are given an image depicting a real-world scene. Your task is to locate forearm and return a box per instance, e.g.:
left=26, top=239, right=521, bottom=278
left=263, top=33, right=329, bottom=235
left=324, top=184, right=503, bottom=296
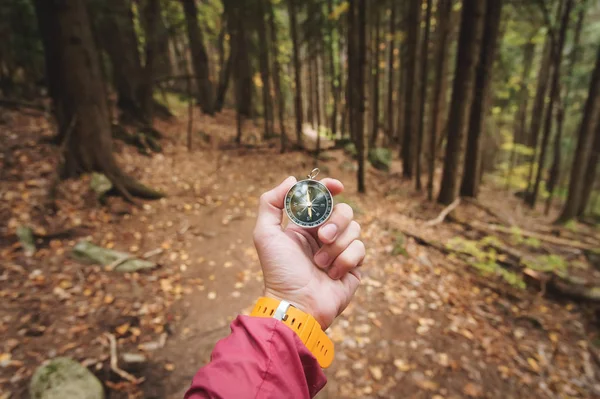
left=184, top=315, right=327, bottom=399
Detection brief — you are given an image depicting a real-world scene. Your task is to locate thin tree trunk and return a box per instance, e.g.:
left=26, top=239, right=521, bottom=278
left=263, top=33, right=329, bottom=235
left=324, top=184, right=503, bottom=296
left=256, top=0, right=273, bottom=139
left=33, top=0, right=162, bottom=200
left=545, top=6, right=585, bottom=214
left=327, top=0, right=340, bottom=138
left=427, top=0, right=452, bottom=200
left=369, top=4, right=381, bottom=148
left=578, top=123, right=599, bottom=216
left=347, top=0, right=356, bottom=143
left=557, top=45, right=600, bottom=223
left=215, top=49, right=233, bottom=112
left=528, top=0, right=573, bottom=208
left=416, top=0, right=432, bottom=191
left=401, top=0, right=421, bottom=179
left=437, top=0, right=485, bottom=205
left=315, top=51, right=322, bottom=156
left=506, top=40, right=536, bottom=190
left=139, top=0, right=159, bottom=124
left=356, top=0, right=366, bottom=193
left=181, top=0, right=214, bottom=115
left=288, top=0, right=304, bottom=147
left=395, top=2, right=408, bottom=147
left=459, top=0, right=504, bottom=198
left=385, top=2, right=396, bottom=146
left=267, top=0, right=287, bottom=152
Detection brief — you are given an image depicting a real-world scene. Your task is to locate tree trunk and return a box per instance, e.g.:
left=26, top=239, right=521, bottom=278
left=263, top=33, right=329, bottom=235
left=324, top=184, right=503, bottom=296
left=356, top=0, right=367, bottom=193
left=95, top=0, right=147, bottom=124
left=427, top=0, right=452, bottom=200
left=385, top=2, right=396, bottom=146
left=288, top=0, right=304, bottom=147
left=256, top=0, right=273, bottom=140
left=182, top=0, right=214, bottom=115
left=506, top=40, right=536, bottom=190
left=401, top=0, right=421, bottom=179
left=557, top=45, right=600, bottom=223
left=545, top=6, right=585, bottom=214
left=528, top=0, right=573, bottom=208
left=459, top=0, right=504, bottom=198
left=578, top=123, right=600, bottom=216
left=415, top=0, right=432, bottom=191
left=139, top=0, right=160, bottom=124
left=33, top=0, right=162, bottom=200
left=437, top=0, right=485, bottom=205
left=395, top=1, right=409, bottom=147
left=347, top=0, right=356, bottom=144
left=326, top=0, right=340, bottom=138
left=214, top=48, right=233, bottom=112
left=369, top=4, right=381, bottom=149
left=267, top=0, right=287, bottom=152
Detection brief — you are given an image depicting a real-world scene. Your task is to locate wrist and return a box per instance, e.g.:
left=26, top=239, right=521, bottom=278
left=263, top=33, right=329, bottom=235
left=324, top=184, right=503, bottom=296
left=263, top=288, right=328, bottom=330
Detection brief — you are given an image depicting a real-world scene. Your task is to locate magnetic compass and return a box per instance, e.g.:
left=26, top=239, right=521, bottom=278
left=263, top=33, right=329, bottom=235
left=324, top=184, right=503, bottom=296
left=285, top=168, right=334, bottom=228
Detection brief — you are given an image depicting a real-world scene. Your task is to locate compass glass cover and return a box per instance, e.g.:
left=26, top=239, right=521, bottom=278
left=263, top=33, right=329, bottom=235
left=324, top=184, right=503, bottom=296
left=285, top=180, right=333, bottom=228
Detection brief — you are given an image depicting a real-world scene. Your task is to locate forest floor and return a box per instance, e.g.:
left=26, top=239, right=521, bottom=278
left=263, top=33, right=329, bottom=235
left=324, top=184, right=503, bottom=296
left=1, top=107, right=600, bottom=399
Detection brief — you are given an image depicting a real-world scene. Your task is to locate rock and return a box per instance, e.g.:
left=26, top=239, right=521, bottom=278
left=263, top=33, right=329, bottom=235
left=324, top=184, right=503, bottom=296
left=29, top=357, right=104, bottom=399
left=71, top=241, right=156, bottom=272
left=343, top=143, right=357, bottom=158
left=90, top=173, right=112, bottom=200
left=16, top=225, right=36, bottom=256
left=368, top=148, right=392, bottom=171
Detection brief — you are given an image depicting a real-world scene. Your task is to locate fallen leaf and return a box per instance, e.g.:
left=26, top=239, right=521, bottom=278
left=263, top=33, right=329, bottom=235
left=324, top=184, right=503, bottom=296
left=115, top=323, right=130, bottom=336
left=164, top=362, right=175, bottom=371
left=369, top=365, right=383, bottom=381
left=104, top=294, right=115, bottom=304
left=208, top=291, right=217, bottom=300
left=463, top=382, right=483, bottom=397
left=527, top=357, right=540, bottom=373
left=394, top=359, right=412, bottom=372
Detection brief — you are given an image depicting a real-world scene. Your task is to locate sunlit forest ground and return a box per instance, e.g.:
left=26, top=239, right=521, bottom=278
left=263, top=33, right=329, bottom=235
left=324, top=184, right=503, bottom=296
left=2, top=102, right=599, bottom=398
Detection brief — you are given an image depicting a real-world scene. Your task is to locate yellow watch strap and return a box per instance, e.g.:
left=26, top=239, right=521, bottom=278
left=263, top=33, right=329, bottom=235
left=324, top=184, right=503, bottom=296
left=250, top=297, right=334, bottom=368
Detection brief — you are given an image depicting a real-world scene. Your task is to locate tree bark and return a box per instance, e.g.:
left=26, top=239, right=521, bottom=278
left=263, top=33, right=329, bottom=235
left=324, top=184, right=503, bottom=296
left=182, top=0, right=214, bottom=115
left=95, top=0, right=147, bottom=124
left=427, top=0, right=452, bottom=200
left=255, top=0, right=273, bottom=139
left=288, top=0, right=304, bottom=147
left=267, top=0, right=288, bottom=152
left=415, top=0, right=432, bottom=191
left=401, top=0, right=422, bottom=179
left=459, top=0, right=504, bottom=198
left=557, top=45, right=600, bottom=222
left=528, top=0, right=573, bottom=208
left=578, top=123, right=600, bottom=216
left=545, top=6, right=585, bottom=214
left=33, top=0, right=162, bottom=200
left=369, top=4, right=381, bottom=148
left=356, top=0, right=366, bottom=193
left=326, top=0, right=340, bottom=138
left=385, top=2, right=396, bottom=146
left=437, top=0, right=485, bottom=205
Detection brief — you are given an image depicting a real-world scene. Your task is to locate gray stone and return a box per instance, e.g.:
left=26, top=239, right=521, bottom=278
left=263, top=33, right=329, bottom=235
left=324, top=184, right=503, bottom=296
left=90, top=173, right=112, bottom=200
left=30, top=357, right=104, bottom=399
left=71, top=241, right=156, bottom=272
left=368, top=148, right=392, bottom=171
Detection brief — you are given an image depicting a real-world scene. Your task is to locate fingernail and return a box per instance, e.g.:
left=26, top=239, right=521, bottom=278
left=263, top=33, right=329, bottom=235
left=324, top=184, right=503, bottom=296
left=321, top=224, right=338, bottom=241
left=314, top=252, right=330, bottom=268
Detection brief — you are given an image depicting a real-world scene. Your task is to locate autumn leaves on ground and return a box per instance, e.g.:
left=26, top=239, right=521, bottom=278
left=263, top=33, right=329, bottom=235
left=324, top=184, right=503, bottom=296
left=1, top=107, right=599, bottom=399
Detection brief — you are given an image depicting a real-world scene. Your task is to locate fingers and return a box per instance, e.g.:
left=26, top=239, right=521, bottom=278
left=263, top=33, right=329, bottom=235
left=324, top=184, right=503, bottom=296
left=327, top=239, right=365, bottom=280
left=319, top=178, right=344, bottom=196
left=314, top=220, right=360, bottom=269
left=318, top=203, right=353, bottom=244
left=255, top=176, right=297, bottom=236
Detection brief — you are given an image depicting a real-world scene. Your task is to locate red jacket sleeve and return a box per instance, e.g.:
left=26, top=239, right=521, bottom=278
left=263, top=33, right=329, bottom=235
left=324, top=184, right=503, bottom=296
left=184, top=315, right=327, bottom=399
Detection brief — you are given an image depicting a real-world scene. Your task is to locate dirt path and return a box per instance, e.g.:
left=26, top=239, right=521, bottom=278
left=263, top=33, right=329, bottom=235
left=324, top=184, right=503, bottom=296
left=1, top=110, right=598, bottom=398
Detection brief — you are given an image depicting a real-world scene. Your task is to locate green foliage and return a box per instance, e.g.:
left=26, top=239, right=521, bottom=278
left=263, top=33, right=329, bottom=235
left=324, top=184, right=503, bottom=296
left=335, top=195, right=362, bottom=215
left=391, top=232, right=408, bottom=257
left=446, top=237, right=526, bottom=289
left=368, top=148, right=392, bottom=172
left=523, top=254, right=568, bottom=277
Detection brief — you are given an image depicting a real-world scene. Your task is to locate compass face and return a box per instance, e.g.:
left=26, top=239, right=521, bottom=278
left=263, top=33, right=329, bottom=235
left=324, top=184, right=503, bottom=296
left=285, top=180, right=333, bottom=228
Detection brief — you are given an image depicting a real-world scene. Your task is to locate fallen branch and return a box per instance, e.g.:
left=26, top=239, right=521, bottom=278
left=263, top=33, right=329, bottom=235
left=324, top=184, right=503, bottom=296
left=471, top=220, right=595, bottom=251
left=142, top=248, right=163, bottom=259
left=462, top=197, right=514, bottom=226
left=104, top=333, right=145, bottom=384
left=424, top=198, right=461, bottom=227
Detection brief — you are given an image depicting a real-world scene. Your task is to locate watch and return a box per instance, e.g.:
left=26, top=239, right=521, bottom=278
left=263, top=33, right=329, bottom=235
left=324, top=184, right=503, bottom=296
left=250, top=297, right=334, bottom=368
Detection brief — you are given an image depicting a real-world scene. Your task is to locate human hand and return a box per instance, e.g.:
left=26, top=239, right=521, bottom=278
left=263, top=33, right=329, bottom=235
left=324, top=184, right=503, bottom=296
left=253, top=176, right=365, bottom=330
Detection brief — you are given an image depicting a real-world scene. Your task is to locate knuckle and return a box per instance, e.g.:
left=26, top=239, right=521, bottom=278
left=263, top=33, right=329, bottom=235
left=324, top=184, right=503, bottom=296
left=258, top=193, right=269, bottom=205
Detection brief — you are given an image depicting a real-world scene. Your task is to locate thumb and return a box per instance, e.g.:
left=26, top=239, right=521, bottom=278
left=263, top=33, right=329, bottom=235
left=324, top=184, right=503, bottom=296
left=255, top=176, right=297, bottom=233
